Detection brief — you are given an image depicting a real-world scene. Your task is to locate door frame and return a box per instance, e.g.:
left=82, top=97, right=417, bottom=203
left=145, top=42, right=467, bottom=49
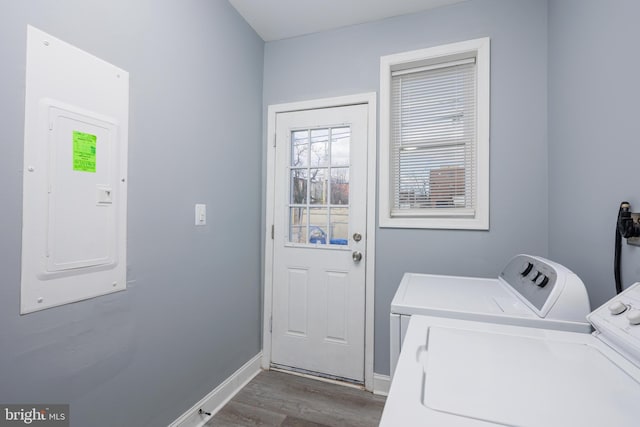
left=263, top=92, right=377, bottom=391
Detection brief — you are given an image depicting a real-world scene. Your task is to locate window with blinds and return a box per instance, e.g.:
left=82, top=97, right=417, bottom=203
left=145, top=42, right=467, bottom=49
left=379, top=38, right=489, bottom=229
left=391, top=58, right=476, bottom=216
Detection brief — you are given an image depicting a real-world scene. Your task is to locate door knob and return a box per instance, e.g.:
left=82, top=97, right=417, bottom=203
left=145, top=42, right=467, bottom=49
left=352, top=251, right=363, bottom=263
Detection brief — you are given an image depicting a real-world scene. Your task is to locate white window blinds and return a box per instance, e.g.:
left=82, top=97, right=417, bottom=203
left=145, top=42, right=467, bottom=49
left=390, top=57, right=477, bottom=217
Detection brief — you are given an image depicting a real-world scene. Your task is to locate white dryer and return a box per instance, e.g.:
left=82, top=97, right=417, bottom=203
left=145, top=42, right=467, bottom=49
left=380, top=282, right=640, bottom=426
left=390, top=254, right=591, bottom=377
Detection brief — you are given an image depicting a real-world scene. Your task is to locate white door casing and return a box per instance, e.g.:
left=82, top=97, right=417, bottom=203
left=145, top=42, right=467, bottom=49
left=263, top=94, right=376, bottom=389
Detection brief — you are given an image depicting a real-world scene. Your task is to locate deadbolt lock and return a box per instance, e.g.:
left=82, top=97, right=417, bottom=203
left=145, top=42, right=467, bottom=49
left=353, top=232, right=362, bottom=242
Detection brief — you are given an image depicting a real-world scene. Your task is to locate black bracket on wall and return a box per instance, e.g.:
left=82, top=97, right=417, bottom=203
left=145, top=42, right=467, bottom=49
left=615, top=201, right=640, bottom=294
left=618, top=202, right=640, bottom=246
left=628, top=213, right=640, bottom=247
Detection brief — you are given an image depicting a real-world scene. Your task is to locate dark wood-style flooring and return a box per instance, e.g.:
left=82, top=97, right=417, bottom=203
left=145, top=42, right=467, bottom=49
left=207, top=370, right=386, bottom=427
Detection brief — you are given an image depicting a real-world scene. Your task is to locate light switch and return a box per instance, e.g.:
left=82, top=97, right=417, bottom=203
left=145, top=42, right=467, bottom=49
left=195, top=204, right=206, bottom=226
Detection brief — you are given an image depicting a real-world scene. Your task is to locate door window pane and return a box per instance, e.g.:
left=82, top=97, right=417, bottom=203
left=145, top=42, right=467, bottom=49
left=330, top=207, right=349, bottom=245
left=331, top=127, right=350, bottom=167
left=291, top=169, right=308, bottom=204
left=331, top=168, right=349, bottom=205
left=309, top=168, right=328, bottom=205
left=291, top=130, right=309, bottom=167
left=309, top=207, right=328, bottom=245
left=289, top=207, right=307, bottom=244
left=310, top=129, right=329, bottom=167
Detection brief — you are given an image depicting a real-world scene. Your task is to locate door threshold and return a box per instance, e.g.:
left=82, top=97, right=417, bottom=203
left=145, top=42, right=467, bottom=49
left=270, top=364, right=364, bottom=390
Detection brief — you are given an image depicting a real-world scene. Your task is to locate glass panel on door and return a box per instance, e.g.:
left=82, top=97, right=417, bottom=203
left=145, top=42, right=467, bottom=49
left=288, top=126, right=351, bottom=246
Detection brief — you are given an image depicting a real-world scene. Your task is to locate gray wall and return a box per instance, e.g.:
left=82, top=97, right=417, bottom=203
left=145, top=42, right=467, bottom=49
left=548, top=0, right=640, bottom=308
left=0, top=1, right=264, bottom=426
left=5, top=0, right=634, bottom=420
left=263, top=0, right=549, bottom=375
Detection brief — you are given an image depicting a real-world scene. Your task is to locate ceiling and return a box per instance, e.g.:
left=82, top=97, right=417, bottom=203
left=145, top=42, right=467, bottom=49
left=228, top=0, right=467, bottom=41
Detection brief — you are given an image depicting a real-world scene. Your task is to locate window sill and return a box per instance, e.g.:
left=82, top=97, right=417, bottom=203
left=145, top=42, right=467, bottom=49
left=379, top=215, right=489, bottom=230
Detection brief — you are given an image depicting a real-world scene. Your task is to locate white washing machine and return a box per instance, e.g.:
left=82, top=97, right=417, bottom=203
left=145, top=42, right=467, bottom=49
left=380, top=282, right=640, bottom=426
left=390, top=254, right=591, bottom=377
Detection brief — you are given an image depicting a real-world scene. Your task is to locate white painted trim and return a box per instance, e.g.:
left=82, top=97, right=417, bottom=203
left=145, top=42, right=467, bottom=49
left=379, top=37, right=490, bottom=230
left=364, top=94, right=377, bottom=391
left=262, top=103, right=277, bottom=372
left=168, top=352, right=262, bottom=427
left=373, top=373, right=391, bottom=396
left=263, top=92, right=377, bottom=391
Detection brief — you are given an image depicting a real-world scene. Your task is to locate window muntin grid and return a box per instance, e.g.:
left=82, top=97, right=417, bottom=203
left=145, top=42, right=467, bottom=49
left=288, top=127, right=350, bottom=246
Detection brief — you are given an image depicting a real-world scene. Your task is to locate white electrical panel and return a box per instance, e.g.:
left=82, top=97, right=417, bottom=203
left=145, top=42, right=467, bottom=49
left=21, top=26, right=129, bottom=314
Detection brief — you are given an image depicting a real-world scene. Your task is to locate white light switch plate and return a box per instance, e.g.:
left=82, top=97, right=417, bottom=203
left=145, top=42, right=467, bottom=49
left=195, top=204, right=206, bottom=226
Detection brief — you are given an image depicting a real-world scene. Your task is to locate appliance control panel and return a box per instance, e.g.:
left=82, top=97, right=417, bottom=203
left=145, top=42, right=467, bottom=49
left=500, top=255, right=559, bottom=311
left=499, top=254, right=590, bottom=322
left=589, top=282, right=640, bottom=364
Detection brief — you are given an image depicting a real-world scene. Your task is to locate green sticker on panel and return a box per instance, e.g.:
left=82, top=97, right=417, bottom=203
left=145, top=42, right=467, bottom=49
left=72, top=130, right=97, bottom=172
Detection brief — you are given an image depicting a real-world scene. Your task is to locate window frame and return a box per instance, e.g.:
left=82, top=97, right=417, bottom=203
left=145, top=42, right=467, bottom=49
left=379, top=37, right=490, bottom=230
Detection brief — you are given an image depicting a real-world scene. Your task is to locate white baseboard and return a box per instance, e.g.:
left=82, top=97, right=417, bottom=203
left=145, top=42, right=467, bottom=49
left=169, top=352, right=263, bottom=427
left=373, top=373, right=390, bottom=396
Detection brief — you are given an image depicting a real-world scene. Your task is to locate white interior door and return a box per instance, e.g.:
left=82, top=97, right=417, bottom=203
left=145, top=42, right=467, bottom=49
left=271, top=104, right=368, bottom=382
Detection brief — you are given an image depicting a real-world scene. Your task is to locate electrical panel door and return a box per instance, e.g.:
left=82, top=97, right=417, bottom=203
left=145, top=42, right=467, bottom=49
left=21, top=26, right=128, bottom=314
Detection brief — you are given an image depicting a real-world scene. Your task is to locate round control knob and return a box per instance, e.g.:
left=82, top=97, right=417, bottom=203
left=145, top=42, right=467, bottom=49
left=535, top=275, right=549, bottom=287
left=519, top=262, right=534, bottom=276
left=627, top=310, right=640, bottom=325
left=609, top=301, right=628, bottom=315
